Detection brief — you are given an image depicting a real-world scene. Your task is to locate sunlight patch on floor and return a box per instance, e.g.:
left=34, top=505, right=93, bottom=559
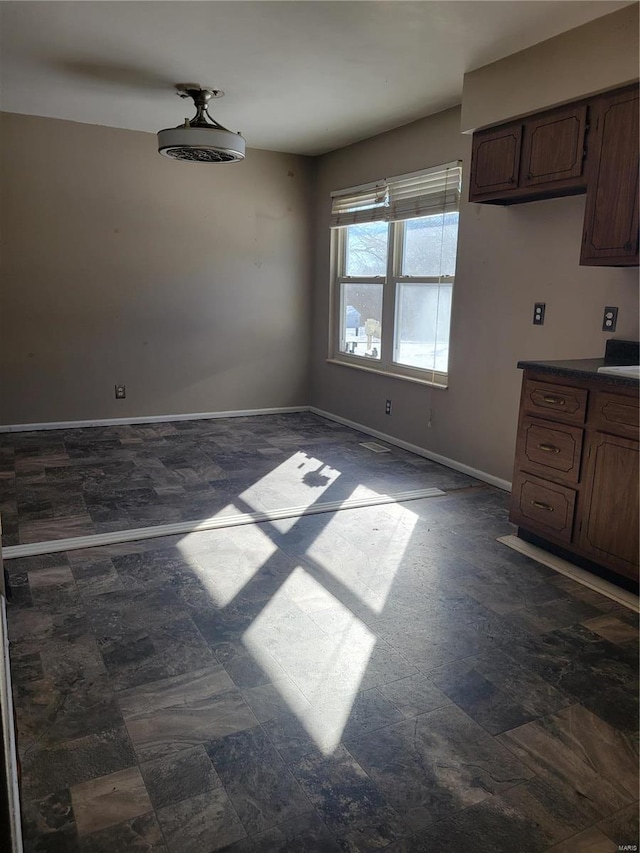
left=243, top=566, right=376, bottom=754
left=176, top=523, right=278, bottom=607
left=239, top=452, right=342, bottom=522
left=178, top=485, right=419, bottom=755
left=304, top=500, right=419, bottom=613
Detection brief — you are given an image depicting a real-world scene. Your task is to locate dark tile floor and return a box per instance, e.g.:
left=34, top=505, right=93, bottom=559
left=3, top=414, right=639, bottom=852
left=0, top=413, right=475, bottom=547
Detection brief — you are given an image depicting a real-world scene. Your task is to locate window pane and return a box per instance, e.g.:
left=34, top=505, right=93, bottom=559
left=345, top=222, right=388, bottom=277
left=339, top=282, right=383, bottom=360
left=394, top=283, right=452, bottom=372
left=402, top=212, right=459, bottom=277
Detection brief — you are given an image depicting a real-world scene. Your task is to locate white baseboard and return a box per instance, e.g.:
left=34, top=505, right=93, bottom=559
left=498, top=535, right=639, bottom=613
left=0, top=403, right=510, bottom=492
left=0, top=406, right=310, bottom=434
left=3, top=487, right=445, bottom=560
left=310, top=407, right=512, bottom=492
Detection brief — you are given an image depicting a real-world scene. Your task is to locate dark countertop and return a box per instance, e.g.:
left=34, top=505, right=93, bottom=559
left=517, top=357, right=639, bottom=387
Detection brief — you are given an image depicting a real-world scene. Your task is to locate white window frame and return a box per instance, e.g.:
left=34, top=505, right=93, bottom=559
left=328, top=163, right=460, bottom=388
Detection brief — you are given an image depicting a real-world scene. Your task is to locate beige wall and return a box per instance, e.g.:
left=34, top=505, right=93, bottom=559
left=0, top=113, right=313, bottom=424
left=2, top=5, right=638, bottom=486
left=310, top=106, right=639, bottom=484
left=461, top=3, right=639, bottom=132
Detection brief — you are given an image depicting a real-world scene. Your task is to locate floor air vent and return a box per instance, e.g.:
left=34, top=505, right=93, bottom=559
left=359, top=441, right=391, bottom=453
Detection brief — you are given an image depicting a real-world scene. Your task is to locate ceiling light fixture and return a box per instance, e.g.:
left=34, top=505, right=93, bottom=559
left=157, top=86, right=246, bottom=163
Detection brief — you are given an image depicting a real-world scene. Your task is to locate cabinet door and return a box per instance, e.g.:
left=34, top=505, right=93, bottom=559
left=581, top=86, right=639, bottom=266
left=520, top=104, right=587, bottom=189
left=579, top=432, right=639, bottom=580
left=469, top=124, right=522, bottom=201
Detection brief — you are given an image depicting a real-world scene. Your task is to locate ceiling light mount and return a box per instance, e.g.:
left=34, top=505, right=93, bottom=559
left=157, top=85, right=245, bottom=163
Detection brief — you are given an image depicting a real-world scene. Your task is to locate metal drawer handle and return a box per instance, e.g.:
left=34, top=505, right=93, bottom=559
left=538, top=443, right=561, bottom=454
left=542, top=395, right=566, bottom=405
left=531, top=500, right=554, bottom=512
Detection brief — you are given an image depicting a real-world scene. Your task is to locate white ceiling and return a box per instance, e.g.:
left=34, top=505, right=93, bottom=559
left=0, top=1, right=633, bottom=155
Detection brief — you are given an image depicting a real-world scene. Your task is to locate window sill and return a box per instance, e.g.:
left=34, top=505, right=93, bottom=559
left=326, top=357, right=448, bottom=389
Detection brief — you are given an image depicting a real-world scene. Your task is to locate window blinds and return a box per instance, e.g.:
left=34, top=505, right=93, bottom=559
left=330, top=161, right=461, bottom=228
left=329, top=182, right=389, bottom=226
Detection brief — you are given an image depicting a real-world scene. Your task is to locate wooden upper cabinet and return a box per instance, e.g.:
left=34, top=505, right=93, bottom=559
left=580, top=85, right=639, bottom=266
left=468, top=83, right=639, bottom=266
left=520, top=104, right=587, bottom=189
left=469, top=124, right=522, bottom=201
left=468, top=103, right=589, bottom=204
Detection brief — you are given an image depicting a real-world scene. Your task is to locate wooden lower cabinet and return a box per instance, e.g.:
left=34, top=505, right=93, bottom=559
left=510, top=370, right=639, bottom=583
left=579, top=432, right=639, bottom=576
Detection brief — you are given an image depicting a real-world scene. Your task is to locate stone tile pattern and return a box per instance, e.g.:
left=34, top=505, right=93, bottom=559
left=0, top=412, right=475, bottom=547
left=3, top=413, right=638, bottom=852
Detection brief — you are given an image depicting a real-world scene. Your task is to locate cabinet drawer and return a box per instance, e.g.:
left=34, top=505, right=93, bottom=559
left=589, top=390, right=639, bottom=439
left=510, top=472, right=576, bottom=543
left=522, top=378, right=588, bottom=425
left=518, top=416, right=583, bottom=484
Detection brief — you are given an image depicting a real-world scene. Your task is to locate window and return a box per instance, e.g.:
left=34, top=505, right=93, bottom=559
left=330, top=162, right=461, bottom=386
